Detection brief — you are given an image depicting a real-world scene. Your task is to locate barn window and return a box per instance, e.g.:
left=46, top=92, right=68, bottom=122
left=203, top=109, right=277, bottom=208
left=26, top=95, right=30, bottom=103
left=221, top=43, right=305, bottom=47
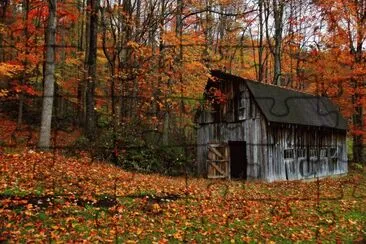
left=284, top=149, right=294, bottom=159
left=238, top=91, right=248, bottom=120
left=329, top=147, right=338, bottom=167
left=309, top=148, right=317, bottom=157
left=320, top=148, right=327, bottom=157
left=329, top=148, right=337, bottom=158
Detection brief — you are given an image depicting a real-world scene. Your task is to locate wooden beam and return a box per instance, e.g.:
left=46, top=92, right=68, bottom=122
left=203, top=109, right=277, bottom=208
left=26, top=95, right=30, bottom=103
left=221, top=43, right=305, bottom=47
left=207, top=160, right=226, bottom=176
left=208, top=175, right=226, bottom=179
left=208, top=146, right=224, bottom=158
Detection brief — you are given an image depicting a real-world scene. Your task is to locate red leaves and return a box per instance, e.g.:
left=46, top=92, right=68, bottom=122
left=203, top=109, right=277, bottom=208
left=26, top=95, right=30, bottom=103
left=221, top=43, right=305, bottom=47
left=13, top=84, right=37, bottom=96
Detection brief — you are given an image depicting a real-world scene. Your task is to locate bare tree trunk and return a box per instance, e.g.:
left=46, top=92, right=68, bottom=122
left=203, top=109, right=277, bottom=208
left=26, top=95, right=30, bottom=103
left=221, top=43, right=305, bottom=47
left=38, top=0, right=57, bottom=150
left=258, top=0, right=264, bottom=82
left=17, top=0, right=30, bottom=127
left=100, top=1, right=118, bottom=125
left=161, top=0, right=169, bottom=146
left=273, top=0, right=284, bottom=85
left=78, top=0, right=87, bottom=126
left=78, top=0, right=86, bottom=51
left=264, top=0, right=284, bottom=85
left=85, top=0, right=98, bottom=139
left=130, top=0, right=141, bottom=120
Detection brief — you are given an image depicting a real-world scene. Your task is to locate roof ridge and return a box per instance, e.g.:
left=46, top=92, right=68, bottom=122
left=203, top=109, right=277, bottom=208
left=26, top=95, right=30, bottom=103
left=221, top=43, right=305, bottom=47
left=211, top=70, right=318, bottom=97
left=244, top=79, right=316, bottom=97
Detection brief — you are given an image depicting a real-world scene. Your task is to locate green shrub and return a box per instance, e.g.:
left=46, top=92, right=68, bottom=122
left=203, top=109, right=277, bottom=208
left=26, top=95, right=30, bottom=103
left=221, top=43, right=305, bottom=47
left=117, top=145, right=191, bottom=175
left=71, top=122, right=195, bottom=176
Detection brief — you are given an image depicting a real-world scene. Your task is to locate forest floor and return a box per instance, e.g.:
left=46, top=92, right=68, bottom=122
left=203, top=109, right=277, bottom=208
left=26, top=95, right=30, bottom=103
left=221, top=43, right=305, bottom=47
left=1, top=151, right=365, bottom=242
left=0, top=115, right=365, bottom=242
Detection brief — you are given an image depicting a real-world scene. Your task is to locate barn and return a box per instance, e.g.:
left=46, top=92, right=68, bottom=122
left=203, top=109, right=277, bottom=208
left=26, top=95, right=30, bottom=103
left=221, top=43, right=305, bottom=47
left=196, top=70, right=348, bottom=181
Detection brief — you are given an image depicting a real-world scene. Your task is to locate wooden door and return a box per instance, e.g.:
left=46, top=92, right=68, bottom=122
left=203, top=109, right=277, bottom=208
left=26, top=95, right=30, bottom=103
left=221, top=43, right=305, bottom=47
left=207, top=144, right=229, bottom=179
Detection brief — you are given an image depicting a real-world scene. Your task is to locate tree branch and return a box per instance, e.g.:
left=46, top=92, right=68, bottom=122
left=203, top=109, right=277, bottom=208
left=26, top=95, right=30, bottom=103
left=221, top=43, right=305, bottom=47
left=182, top=7, right=257, bottom=21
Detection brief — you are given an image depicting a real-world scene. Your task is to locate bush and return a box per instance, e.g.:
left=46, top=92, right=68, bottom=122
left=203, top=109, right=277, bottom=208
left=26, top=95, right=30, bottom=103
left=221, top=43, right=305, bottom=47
left=118, top=146, right=191, bottom=176
left=350, top=162, right=364, bottom=171
left=71, top=125, right=194, bottom=176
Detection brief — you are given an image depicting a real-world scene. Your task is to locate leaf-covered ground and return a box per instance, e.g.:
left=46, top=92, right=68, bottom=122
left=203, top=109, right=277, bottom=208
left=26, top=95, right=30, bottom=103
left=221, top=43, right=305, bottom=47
left=0, top=150, right=365, bottom=242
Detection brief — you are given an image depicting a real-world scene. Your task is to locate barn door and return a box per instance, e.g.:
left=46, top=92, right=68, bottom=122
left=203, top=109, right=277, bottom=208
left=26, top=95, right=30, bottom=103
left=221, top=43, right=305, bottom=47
left=207, top=144, right=229, bottom=179
left=229, top=141, right=247, bottom=179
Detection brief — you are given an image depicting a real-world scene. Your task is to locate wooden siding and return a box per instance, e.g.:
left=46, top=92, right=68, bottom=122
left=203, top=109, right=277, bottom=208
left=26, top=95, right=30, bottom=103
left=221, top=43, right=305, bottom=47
left=197, top=78, right=348, bottom=182
left=266, top=125, right=347, bottom=181
left=197, top=80, right=268, bottom=179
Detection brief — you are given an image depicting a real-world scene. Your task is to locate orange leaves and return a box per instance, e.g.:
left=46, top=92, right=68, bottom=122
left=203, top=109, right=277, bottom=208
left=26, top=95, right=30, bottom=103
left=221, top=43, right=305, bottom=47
left=0, top=63, right=23, bottom=78
left=162, top=31, right=205, bottom=47
left=0, top=148, right=365, bottom=241
left=127, top=41, right=140, bottom=50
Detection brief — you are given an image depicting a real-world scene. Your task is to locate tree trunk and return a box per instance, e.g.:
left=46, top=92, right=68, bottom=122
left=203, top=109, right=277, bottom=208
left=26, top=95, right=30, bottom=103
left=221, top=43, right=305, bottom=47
left=100, top=2, right=117, bottom=125
left=160, top=0, right=169, bottom=146
left=38, top=0, right=57, bottom=150
left=85, top=0, right=98, bottom=139
left=351, top=0, right=365, bottom=163
left=273, top=0, right=284, bottom=85
left=258, top=0, right=264, bottom=82
left=78, top=0, right=87, bottom=126
left=264, top=0, right=284, bottom=85
left=17, top=0, right=30, bottom=127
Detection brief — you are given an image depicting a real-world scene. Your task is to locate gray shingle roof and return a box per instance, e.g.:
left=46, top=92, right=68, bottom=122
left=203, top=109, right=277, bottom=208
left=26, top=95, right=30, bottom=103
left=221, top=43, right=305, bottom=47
left=210, top=70, right=347, bottom=130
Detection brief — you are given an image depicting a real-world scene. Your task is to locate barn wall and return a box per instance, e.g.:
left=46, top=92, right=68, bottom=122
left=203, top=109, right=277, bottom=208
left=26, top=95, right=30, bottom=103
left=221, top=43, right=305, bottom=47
left=197, top=80, right=268, bottom=179
left=266, top=125, right=348, bottom=181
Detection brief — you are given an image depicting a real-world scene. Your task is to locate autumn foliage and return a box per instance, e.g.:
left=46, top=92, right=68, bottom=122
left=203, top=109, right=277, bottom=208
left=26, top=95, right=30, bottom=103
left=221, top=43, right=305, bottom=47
left=0, top=0, right=364, bottom=154
left=0, top=0, right=365, bottom=241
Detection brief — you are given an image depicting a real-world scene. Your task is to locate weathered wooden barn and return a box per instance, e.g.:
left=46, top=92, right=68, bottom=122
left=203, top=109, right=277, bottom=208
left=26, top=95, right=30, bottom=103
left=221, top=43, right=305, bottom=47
left=196, top=70, right=348, bottom=181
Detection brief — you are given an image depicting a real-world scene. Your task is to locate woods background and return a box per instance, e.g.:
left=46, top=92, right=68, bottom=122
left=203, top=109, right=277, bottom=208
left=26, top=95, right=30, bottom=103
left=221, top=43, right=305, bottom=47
left=0, top=0, right=364, bottom=172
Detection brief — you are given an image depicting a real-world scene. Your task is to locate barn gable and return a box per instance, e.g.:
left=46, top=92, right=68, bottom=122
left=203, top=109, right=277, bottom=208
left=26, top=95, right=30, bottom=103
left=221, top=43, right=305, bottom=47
left=209, top=70, right=347, bottom=130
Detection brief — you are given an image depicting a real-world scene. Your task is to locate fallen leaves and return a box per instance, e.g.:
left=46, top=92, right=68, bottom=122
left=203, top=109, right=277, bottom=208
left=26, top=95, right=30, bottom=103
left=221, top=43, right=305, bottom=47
left=0, top=150, right=365, bottom=242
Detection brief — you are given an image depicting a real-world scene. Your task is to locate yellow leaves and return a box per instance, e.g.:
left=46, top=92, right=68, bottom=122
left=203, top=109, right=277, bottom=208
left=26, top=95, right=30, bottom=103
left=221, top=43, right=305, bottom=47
left=97, top=49, right=109, bottom=66
left=348, top=219, right=357, bottom=225
left=0, top=63, right=23, bottom=78
left=0, top=23, right=6, bottom=34
left=65, top=57, right=82, bottom=66
left=51, top=225, right=60, bottom=230
left=136, top=228, right=143, bottom=235
left=151, top=203, right=162, bottom=214
left=0, top=89, right=9, bottom=97
left=125, top=240, right=138, bottom=244
left=173, top=230, right=183, bottom=241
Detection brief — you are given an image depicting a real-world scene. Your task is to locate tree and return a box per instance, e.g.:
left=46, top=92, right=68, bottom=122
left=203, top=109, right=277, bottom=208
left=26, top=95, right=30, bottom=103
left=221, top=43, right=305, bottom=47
left=264, top=0, right=285, bottom=85
left=84, top=0, right=99, bottom=139
left=38, top=0, right=57, bottom=149
left=314, top=0, right=366, bottom=163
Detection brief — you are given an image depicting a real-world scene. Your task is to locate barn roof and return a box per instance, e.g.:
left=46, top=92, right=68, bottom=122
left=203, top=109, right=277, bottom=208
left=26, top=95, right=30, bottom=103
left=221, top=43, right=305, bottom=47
left=210, top=70, right=347, bottom=130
